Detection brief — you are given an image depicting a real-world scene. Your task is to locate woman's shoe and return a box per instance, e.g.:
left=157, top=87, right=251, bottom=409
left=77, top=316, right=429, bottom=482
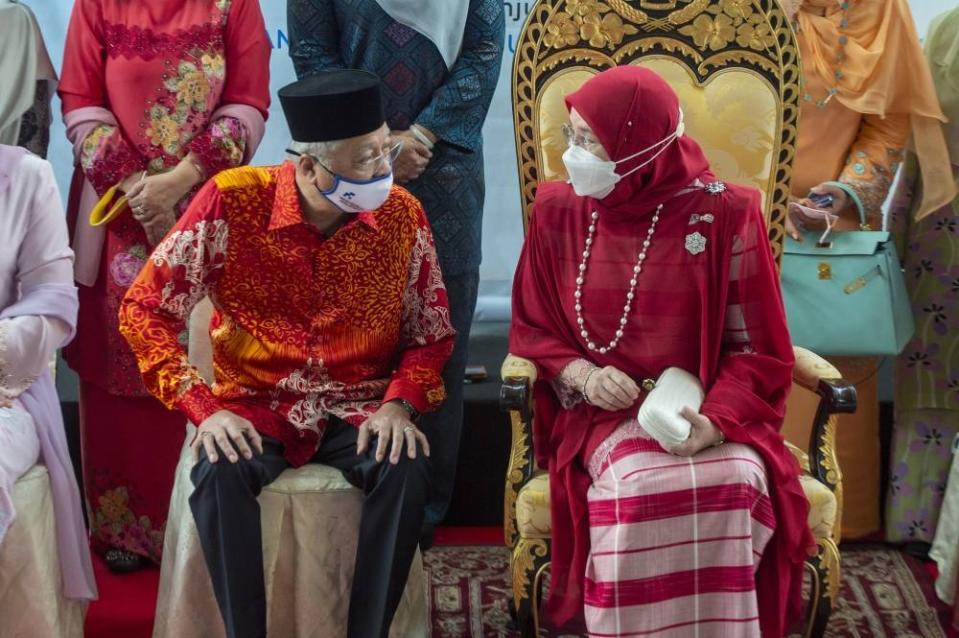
left=104, top=548, right=142, bottom=573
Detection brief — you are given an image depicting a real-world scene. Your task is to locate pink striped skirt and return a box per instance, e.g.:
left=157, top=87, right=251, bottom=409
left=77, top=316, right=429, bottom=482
left=584, top=421, right=775, bottom=637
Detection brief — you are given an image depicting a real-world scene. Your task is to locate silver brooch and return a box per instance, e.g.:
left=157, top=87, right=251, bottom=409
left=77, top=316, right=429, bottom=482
left=685, top=232, right=707, bottom=255
left=688, top=213, right=715, bottom=225
left=704, top=181, right=726, bottom=195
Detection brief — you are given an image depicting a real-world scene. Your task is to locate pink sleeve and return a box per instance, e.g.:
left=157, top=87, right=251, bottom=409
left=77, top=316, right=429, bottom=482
left=0, top=162, right=74, bottom=402
left=220, top=0, right=271, bottom=116
left=58, top=0, right=106, bottom=113
left=59, top=0, right=143, bottom=194
left=77, top=122, right=144, bottom=195
left=186, top=116, right=252, bottom=180
left=186, top=0, right=270, bottom=178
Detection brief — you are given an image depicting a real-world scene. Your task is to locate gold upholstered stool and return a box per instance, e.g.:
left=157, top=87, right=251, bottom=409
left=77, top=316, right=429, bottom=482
left=0, top=465, right=86, bottom=637
left=152, top=425, right=428, bottom=638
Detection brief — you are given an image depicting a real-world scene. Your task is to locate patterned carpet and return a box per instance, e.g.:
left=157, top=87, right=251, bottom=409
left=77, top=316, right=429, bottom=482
left=423, top=545, right=956, bottom=637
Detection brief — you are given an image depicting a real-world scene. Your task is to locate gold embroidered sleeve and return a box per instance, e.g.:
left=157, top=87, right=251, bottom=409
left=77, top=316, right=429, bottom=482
left=838, top=113, right=908, bottom=225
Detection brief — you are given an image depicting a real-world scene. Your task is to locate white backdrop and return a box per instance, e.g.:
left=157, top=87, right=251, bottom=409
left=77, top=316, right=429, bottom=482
left=23, top=0, right=955, bottom=324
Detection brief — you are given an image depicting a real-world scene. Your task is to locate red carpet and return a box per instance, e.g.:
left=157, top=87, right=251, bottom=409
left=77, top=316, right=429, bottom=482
left=83, top=526, right=499, bottom=638
left=84, top=555, right=159, bottom=638
left=84, top=533, right=958, bottom=638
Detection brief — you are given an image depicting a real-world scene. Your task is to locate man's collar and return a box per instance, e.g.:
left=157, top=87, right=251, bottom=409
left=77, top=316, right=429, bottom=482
left=270, top=161, right=379, bottom=232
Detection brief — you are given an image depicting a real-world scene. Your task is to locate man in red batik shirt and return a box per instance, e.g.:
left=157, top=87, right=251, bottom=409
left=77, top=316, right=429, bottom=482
left=119, top=70, right=455, bottom=638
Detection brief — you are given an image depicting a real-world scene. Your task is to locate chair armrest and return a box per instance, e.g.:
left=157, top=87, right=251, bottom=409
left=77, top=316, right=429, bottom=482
left=792, top=347, right=857, bottom=533
left=500, top=354, right=537, bottom=414
left=792, top=346, right=857, bottom=417
left=500, top=354, right=539, bottom=549
left=792, top=346, right=842, bottom=391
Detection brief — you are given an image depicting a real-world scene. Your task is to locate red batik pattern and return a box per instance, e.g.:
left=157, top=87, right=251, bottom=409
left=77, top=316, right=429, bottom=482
left=119, top=162, right=455, bottom=466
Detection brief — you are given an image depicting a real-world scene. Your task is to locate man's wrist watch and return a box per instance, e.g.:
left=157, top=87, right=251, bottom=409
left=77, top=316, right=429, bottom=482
left=389, top=398, right=420, bottom=422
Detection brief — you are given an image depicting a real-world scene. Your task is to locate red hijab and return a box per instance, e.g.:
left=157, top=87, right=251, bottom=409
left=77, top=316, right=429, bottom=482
left=510, top=66, right=813, bottom=636
left=565, top=65, right=710, bottom=218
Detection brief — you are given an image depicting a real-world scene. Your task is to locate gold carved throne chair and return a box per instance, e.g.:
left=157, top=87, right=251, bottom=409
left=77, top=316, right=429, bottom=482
left=500, top=1, right=858, bottom=636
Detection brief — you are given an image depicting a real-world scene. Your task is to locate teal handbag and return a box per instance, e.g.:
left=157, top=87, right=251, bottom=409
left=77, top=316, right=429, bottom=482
left=781, top=223, right=915, bottom=356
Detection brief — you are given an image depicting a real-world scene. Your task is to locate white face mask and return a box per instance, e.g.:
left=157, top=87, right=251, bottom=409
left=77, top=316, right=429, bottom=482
left=562, top=108, right=686, bottom=200
left=317, top=167, right=393, bottom=213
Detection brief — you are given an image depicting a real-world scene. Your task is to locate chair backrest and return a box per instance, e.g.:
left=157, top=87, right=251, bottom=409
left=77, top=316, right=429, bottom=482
left=512, top=0, right=800, bottom=262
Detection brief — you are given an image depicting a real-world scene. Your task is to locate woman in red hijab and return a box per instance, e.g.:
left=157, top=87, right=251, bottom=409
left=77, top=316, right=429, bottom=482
left=509, top=66, right=813, bottom=636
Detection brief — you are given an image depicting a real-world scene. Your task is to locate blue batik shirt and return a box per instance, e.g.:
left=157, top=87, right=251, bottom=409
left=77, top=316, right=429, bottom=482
left=288, top=0, right=506, bottom=277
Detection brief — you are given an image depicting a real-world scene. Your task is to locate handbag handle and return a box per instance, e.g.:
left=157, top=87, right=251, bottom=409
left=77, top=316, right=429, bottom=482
left=89, top=171, right=146, bottom=227
left=88, top=186, right=127, bottom=227
left=810, top=206, right=840, bottom=246
left=823, top=180, right=871, bottom=230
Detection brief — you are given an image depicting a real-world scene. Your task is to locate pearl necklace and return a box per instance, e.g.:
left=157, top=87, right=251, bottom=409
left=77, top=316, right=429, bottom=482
left=574, top=204, right=662, bottom=354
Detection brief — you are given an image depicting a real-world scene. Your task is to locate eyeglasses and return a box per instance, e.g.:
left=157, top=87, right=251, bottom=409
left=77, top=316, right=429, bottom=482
left=562, top=123, right=602, bottom=152
left=355, top=141, right=404, bottom=172
left=287, top=141, right=404, bottom=176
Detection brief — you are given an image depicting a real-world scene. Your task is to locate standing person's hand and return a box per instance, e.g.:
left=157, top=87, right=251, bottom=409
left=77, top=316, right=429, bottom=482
left=582, top=365, right=640, bottom=411
left=138, top=209, right=177, bottom=246
left=786, top=183, right=850, bottom=241
left=390, top=130, right=432, bottom=183
left=807, top=182, right=851, bottom=216
left=127, top=158, right=203, bottom=244
left=193, top=409, right=264, bottom=464
left=669, top=407, right=724, bottom=457
left=357, top=401, right=430, bottom=464
left=118, top=171, right=145, bottom=194
left=785, top=196, right=808, bottom=241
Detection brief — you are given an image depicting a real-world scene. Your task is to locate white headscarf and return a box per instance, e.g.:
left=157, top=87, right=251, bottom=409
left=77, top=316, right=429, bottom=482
left=0, top=0, right=56, bottom=146
left=374, top=0, right=470, bottom=70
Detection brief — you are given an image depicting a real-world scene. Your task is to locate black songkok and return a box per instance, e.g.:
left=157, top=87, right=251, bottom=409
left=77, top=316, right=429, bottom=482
left=278, top=70, right=385, bottom=142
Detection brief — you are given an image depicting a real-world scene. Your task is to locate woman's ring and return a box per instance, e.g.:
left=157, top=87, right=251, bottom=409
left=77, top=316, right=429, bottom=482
left=403, top=426, right=415, bottom=434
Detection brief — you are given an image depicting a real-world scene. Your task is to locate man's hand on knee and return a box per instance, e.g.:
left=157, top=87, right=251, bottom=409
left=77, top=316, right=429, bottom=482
left=192, top=410, right=264, bottom=464
left=357, top=402, right=430, bottom=465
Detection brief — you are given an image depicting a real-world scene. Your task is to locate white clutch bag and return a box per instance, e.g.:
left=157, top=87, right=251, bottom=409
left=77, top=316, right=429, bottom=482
left=637, top=367, right=705, bottom=449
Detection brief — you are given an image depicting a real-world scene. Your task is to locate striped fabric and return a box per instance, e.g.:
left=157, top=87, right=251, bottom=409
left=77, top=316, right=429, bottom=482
left=584, top=423, right=775, bottom=637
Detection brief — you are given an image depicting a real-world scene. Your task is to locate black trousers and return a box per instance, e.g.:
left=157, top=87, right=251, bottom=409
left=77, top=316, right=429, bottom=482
left=188, top=416, right=431, bottom=638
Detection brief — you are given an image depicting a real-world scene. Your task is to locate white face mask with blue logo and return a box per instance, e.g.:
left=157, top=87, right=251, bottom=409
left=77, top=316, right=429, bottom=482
left=288, top=142, right=399, bottom=213
left=316, top=165, right=394, bottom=213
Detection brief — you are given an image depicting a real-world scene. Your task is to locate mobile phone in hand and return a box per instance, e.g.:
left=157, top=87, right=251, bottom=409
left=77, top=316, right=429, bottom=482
left=809, top=192, right=834, bottom=208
